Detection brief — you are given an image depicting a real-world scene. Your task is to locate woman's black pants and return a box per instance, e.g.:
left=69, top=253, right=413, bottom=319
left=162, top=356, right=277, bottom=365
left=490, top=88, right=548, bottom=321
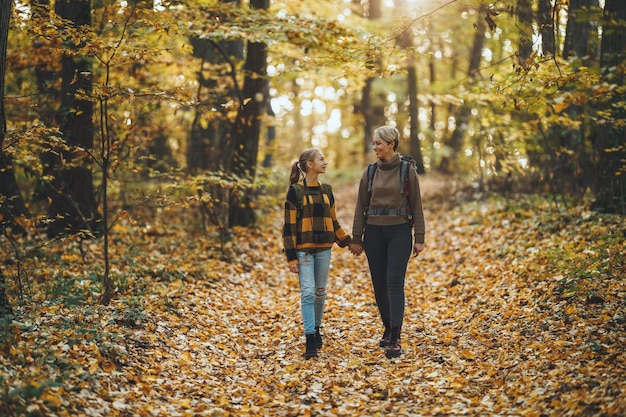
left=363, top=222, right=412, bottom=326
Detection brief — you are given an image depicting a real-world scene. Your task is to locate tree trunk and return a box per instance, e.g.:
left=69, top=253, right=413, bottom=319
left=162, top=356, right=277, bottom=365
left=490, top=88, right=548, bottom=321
left=563, top=0, right=600, bottom=65
left=0, top=268, right=12, bottom=319
left=187, top=32, right=244, bottom=173
left=0, top=0, right=11, bottom=127
left=0, top=153, right=28, bottom=233
left=231, top=40, right=266, bottom=181
left=517, top=0, right=533, bottom=66
left=0, top=0, right=28, bottom=229
left=360, top=0, right=382, bottom=157
left=228, top=0, right=269, bottom=227
left=361, top=77, right=374, bottom=155
left=599, top=0, right=626, bottom=72
left=31, top=0, right=57, bottom=128
left=395, top=0, right=424, bottom=174
left=591, top=0, right=626, bottom=214
left=46, top=0, right=99, bottom=238
left=547, top=0, right=601, bottom=198
left=0, top=0, right=15, bottom=319
left=407, top=65, right=425, bottom=174
left=262, top=79, right=275, bottom=168
left=440, top=8, right=486, bottom=173
left=538, top=0, right=555, bottom=56
left=368, top=0, right=381, bottom=19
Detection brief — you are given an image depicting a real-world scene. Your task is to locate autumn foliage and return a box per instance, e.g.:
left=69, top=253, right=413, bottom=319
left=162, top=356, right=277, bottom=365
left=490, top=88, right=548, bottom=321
left=1, top=176, right=624, bottom=416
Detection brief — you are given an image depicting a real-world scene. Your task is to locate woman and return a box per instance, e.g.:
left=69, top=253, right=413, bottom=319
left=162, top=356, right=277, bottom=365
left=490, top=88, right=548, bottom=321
left=349, top=126, right=425, bottom=358
left=283, top=148, right=352, bottom=359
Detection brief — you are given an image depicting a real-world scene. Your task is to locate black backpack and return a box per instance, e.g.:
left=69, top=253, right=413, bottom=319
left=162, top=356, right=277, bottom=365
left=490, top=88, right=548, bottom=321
left=365, top=155, right=417, bottom=223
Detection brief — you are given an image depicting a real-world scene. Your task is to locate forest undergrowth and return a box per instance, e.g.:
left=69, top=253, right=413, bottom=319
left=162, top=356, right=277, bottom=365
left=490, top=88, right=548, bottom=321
left=1, top=175, right=625, bottom=416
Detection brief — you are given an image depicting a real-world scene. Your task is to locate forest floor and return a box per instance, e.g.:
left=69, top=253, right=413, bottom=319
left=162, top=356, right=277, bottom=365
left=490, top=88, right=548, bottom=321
left=1, top=175, right=625, bottom=416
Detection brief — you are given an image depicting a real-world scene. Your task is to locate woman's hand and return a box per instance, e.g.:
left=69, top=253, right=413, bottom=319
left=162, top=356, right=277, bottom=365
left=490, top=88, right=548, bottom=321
left=289, top=264, right=299, bottom=273
left=413, top=242, right=424, bottom=257
left=349, top=243, right=364, bottom=256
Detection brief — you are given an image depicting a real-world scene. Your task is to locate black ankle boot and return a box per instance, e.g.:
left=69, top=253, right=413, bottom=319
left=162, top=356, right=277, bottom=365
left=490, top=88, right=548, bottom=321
left=314, top=326, right=323, bottom=349
left=305, top=334, right=318, bottom=359
left=385, top=324, right=402, bottom=358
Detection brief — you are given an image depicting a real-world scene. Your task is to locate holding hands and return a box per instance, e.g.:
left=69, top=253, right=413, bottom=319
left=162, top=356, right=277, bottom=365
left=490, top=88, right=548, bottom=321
left=349, top=243, right=364, bottom=256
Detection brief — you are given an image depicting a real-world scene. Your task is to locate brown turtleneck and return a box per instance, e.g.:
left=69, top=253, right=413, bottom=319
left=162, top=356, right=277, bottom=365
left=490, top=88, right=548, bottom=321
left=351, top=153, right=425, bottom=244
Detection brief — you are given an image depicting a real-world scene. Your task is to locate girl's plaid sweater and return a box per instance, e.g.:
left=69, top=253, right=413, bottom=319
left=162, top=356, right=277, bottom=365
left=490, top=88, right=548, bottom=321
left=283, top=181, right=351, bottom=266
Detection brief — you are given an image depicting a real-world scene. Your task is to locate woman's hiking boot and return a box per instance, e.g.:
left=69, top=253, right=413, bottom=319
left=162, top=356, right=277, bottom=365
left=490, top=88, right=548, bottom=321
left=385, top=324, right=402, bottom=358
left=305, top=334, right=318, bottom=360
left=315, top=326, right=323, bottom=349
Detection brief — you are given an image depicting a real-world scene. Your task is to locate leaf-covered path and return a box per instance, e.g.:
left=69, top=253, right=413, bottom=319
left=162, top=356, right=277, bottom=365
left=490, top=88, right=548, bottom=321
left=2, top=177, right=625, bottom=416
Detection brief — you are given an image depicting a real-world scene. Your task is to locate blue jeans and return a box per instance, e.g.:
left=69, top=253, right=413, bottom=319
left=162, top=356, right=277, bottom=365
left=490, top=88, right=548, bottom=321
left=297, top=249, right=332, bottom=335
left=363, top=223, right=412, bottom=326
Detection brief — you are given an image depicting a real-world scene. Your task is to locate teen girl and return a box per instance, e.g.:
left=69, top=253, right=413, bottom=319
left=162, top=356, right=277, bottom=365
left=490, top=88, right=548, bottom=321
left=283, top=148, right=352, bottom=359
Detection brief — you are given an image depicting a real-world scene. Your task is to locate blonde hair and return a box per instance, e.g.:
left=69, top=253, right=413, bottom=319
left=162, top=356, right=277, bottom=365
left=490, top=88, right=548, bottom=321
left=374, top=126, right=399, bottom=151
left=289, top=148, right=321, bottom=184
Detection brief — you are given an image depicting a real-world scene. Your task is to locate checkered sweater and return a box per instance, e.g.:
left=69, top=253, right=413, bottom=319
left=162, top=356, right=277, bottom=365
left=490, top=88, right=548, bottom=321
left=283, top=181, right=351, bottom=266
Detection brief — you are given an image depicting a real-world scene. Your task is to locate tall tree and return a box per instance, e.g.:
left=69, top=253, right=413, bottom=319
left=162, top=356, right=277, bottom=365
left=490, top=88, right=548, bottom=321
left=31, top=0, right=56, bottom=126
left=0, top=0, right=16, bottom=319
left=360, top=0, right=384, bottom=156
left=538, top=0, right=555, bottom=56
left=261, top=80, right=275, bottom=168
left=440, top=5, right=487, bottom=173
left=550, top=0, right=600, bottom=196
left=0, top=0, right=28, bottom=237
left=44, top=0, right=99, bottom=238
left=599, top=0, right=625, bottom=80
left=517, top=0, right=533, bottom=66
left=228, top=0, right=270, bottom=227
left=592, top=0, right=626, bottom=213
left=395, top=0, right=424, bottom=173
left=563, top=0, right=600, bottom=65
left=187, top=0, right=244, bottom=174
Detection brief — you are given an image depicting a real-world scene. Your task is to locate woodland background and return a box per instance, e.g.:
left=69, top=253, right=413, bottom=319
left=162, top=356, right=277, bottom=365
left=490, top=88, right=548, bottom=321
left=0, top=0, right=624, bottom=416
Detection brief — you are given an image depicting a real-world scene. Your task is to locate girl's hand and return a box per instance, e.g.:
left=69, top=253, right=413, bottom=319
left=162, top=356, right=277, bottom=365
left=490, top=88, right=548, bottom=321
left=413, top=243, right=424, bottom=257
left=289, top=264, right=299, bottom=273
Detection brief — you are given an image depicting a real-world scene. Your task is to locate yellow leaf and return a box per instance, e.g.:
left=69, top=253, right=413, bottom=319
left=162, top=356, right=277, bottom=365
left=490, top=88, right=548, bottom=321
left=460, top=349, right=475, bottom=360
left=41, top=391, right=62, bottom=408
left=554, top=100, right=570, bottom=114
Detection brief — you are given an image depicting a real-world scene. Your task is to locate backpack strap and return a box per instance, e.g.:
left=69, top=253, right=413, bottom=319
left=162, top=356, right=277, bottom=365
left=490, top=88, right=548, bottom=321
left=400, top=159, right=410, bottom=197
left=291, top=183, right=304, bottom=219
left=367, top=162, right=377, bottom=193
left=292, top=182, right=332, bottom=219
